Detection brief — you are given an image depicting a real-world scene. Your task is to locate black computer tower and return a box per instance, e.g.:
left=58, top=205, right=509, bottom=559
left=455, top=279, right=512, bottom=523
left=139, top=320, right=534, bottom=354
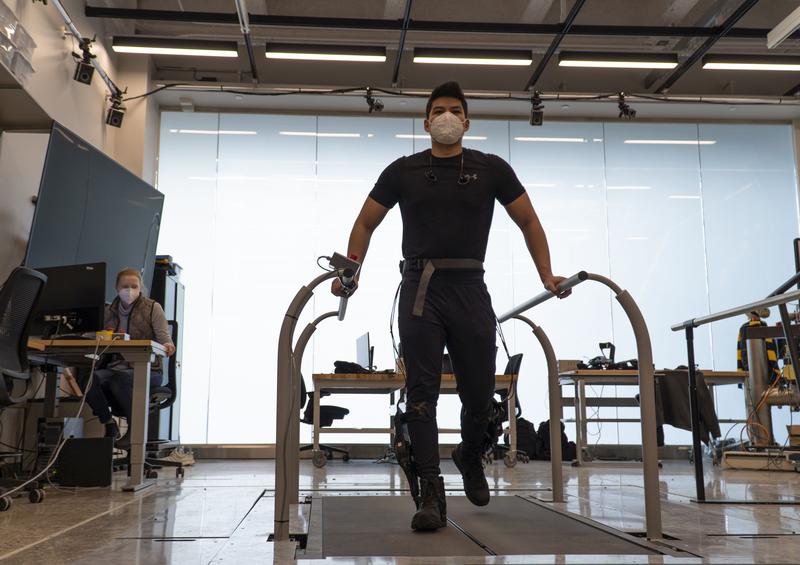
left=149, top=257, right=184, bottom=443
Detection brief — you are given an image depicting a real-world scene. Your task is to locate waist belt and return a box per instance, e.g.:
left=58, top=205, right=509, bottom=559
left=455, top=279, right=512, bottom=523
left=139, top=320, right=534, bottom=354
left=400, top=258, right=484, bottom=317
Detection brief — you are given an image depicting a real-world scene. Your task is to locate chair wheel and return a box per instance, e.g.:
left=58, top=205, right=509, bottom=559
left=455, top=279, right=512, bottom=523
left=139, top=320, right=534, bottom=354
left=28, top=489, right=45, bottom=504
left=312, top=451, right=327, bottom=468
left=176, top=467, right=185, bottom=478
left=0, top=496, right=11, bottom=512
left=146, top=470, right=158, bottom=479
left=504, top=453, right=517, bottom=468
left=342, top=454, right=350, bottom=462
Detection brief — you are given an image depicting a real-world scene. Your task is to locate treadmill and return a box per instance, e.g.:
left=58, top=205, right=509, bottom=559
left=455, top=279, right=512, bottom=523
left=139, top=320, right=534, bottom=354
left=273, top=255, right=689, bottom=561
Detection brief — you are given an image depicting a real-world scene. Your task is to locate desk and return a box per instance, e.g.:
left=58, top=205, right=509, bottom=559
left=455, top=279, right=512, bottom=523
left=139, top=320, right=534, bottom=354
left=311, top=373, right=518, bottom=459
left=27, top=339, right=166, bottom=492
left=557, top=369, right=747, bottom=464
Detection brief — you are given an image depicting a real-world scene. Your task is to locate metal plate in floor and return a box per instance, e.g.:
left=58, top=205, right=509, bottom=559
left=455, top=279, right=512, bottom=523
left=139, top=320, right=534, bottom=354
left=309, top=495, right=661, bottom=558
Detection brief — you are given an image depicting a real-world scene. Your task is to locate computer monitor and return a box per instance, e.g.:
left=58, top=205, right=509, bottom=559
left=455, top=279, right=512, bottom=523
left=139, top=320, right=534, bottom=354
left=357, top=332, right=374, bottom=371
left=29, top=262, right=106, bottom=338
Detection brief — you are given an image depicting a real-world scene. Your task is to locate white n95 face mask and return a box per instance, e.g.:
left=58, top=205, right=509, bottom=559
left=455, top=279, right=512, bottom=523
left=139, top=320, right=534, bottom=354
left=429, top=112, right=465, bottom=145
left=118, top=288, right=140, bottom=305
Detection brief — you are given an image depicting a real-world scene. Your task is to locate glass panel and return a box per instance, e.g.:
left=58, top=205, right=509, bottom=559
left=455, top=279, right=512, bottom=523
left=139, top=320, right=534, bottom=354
left=699, top=123, right=800, bottom=444
left=156, top=112, right=221, bottom=443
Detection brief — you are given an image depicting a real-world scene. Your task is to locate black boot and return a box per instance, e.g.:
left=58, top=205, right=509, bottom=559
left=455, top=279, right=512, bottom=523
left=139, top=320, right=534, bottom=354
left=411, top=477, right=447, bottom=531
left=452, top=443, right=490, bottom=506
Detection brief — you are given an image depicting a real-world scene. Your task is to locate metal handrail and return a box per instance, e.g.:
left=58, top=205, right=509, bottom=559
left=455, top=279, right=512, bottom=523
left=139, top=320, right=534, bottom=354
left=499, top=271, right=662, bottom=539
left=671, top=289, right=800, bottom=332
left=498, top=271, right=588, bottom=322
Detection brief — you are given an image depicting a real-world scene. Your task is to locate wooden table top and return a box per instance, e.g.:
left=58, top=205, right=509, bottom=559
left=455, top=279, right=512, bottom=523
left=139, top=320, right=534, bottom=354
left=28, top=339, right=166, bottom=355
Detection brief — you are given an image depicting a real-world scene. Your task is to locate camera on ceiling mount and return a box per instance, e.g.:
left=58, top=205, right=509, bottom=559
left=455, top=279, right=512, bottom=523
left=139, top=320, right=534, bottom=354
left=618, top=92, right=637, bottom=120
left=72, top=35, right=96, bottom=85
left=365, top=87, right=384, bottom=113
left=529, top=91, right=544, bottom=126
left=105, top=88, right=126, bottom=128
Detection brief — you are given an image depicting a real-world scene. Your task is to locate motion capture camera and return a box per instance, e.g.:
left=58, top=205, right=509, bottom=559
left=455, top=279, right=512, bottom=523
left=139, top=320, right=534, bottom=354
left=106, top=105, right=125, bottom=128
left=106, top=91, right=126, bottom=128
left=73, top=36, right=96, bottom=86
left=73, top=60, right=94, bottom=85
left=529, top=91, right=544, bottom=126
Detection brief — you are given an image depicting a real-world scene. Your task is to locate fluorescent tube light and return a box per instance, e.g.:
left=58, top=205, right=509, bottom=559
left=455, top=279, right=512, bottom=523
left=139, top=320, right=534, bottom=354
left=559, top=51, right=678, bottom=69
left=624, top=139, right=716, bottom=145
left=514, top=137, right=587, bottom=143
left=170, top=129, right=256, bottom=135
left=607, top=185, right=652, bottom=190
left=703, top=54, right=800, bottom=71
left=280, top=131, right=361, bottom=138
left=266, top=43, right=386, bottom=62
left=113, top=36, right=239, bottom=57
left=414, top=48, right=532, bottom=66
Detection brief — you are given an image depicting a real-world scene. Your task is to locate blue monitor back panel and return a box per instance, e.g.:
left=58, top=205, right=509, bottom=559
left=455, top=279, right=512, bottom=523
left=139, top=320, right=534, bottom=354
left=24, top=123, right=164, bottom=301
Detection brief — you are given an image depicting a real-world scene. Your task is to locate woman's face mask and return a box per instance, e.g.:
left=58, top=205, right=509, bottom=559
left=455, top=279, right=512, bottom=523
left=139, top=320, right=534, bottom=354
left=118, top=287, right=140, bottom=305
left=429, top=112, right=466, bottom=145
left=117, top=275, right=141, bottom=305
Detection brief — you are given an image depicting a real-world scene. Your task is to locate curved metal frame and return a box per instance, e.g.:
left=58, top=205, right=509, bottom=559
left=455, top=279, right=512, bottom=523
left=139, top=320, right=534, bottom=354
left=508, top=315, right=563, bottom=502
left=499, top=271, right=662, bottom=540
left=275, top=270, right=341, bottom=541
left=285, top=311, right=339, bottom=507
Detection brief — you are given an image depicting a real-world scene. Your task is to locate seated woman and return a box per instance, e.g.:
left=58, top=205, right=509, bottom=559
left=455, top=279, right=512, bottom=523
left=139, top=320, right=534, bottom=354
left=85, top=267, right=175, bottom=447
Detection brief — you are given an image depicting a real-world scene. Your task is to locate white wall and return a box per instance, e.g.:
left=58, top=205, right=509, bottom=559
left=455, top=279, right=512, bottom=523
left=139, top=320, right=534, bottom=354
left=0, top=131, right=49, bottom=281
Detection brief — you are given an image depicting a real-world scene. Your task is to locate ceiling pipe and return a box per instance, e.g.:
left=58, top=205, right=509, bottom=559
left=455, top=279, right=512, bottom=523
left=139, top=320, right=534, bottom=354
left=147, top=82, right=800, bottom=106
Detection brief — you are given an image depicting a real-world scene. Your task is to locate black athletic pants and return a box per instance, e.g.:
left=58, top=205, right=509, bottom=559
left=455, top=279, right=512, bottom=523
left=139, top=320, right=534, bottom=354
left=399, top=270, right=497, bottom=480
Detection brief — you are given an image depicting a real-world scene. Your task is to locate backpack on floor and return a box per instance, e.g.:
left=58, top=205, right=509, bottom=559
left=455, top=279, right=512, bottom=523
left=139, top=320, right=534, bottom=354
left=507, top=417, right=543, bottom=460
left=537, top=419, right=577, bottom=461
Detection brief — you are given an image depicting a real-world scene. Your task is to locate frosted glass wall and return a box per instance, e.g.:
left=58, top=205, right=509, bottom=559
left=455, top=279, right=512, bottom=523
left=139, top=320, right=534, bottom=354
left=157, top=112, right=799, bottom=445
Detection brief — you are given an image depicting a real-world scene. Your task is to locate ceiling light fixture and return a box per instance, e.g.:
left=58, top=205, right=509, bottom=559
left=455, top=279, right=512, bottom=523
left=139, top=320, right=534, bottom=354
left=113, top=36, right=239, bottom=57
left=266, top=43, right=386, bottom=62
left=559, top=51, right=678, bottom=69
left=413, top=48, right=532, bottom=66
left=703, top=54, right=800, bottom=71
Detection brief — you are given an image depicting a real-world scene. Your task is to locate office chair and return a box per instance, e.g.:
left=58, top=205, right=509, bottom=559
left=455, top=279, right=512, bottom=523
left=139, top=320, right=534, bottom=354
left=299, top=372, right=350, bottom=467
left=0, top=267, right=48, bottom=511
left=114, top=321, right=184, bottom=479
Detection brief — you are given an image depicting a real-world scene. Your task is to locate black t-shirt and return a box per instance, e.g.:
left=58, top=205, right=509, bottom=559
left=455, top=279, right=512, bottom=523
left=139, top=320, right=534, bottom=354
left=369, top=148, right=526, bottom=261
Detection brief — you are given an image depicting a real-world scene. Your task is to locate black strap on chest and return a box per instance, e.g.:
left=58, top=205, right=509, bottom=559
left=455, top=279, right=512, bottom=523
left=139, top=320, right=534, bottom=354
left=400, top=258, right=484, bottom=316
